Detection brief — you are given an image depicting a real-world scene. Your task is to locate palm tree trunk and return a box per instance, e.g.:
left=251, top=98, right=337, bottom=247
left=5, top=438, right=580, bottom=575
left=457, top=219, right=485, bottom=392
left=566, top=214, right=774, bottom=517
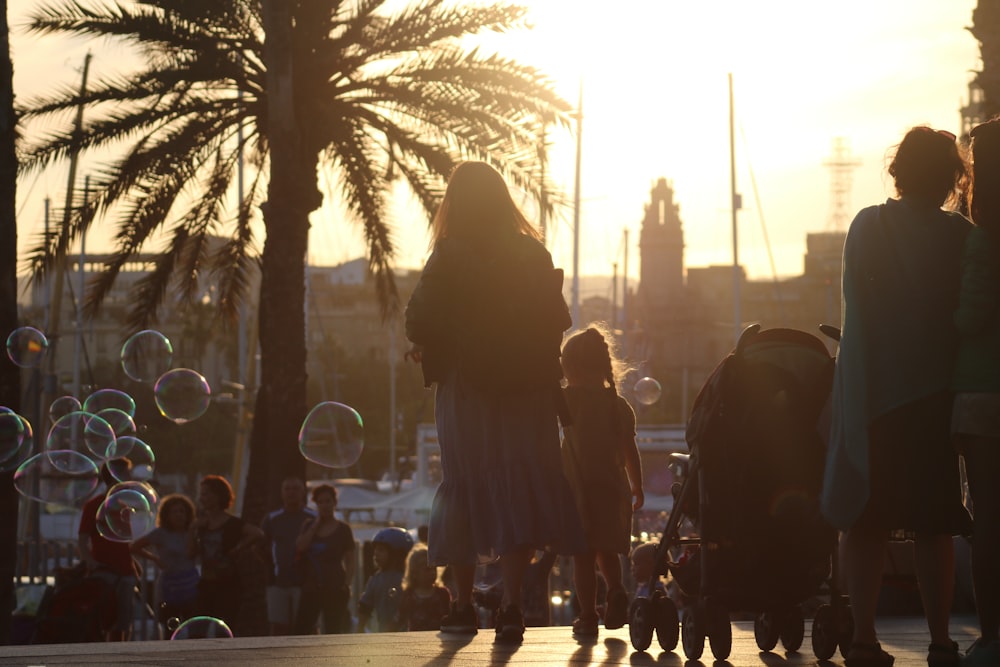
left=0, top=0, right=21, bottom=644
left=244, top=1, right=321, bottom=524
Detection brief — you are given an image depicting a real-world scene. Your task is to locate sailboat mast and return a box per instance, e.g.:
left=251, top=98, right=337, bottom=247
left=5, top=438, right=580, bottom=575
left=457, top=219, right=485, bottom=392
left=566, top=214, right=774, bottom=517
left=729, top=73, right=741, bottom=343
left=571, top=83, right=583, bottom=329
left=43, top=52, right=91, bottom=411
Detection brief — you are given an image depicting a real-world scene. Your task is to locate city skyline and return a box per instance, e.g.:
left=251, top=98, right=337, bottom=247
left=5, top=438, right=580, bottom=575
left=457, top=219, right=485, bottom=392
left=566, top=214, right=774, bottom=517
left=10, top=0, right=982, bottom=289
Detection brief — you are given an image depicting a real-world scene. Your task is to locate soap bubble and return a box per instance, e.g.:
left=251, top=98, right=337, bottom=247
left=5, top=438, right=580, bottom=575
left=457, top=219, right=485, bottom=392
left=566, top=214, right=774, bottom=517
left=298, top=401, right=364, bottom=469
left=170, top=616, right=233, bottom=640
left=95, top=408, right=136, bottom=437
left=96, top=482, right=157, bottom=542
left=5, top=326, right=48, bottom=368
left=49, top=396, right=82, bottom=425
left=121, top=330, right=173, bottom=383
left=83, top=388, right=136, bottom=418
left=154, top=369, right=211, bottom=424
left=633, top=376, right=662, bottom=406
left=46, top=411, right=116, bottom=463
left=107, top=436, right=155, bottom=482
left=0, top=411, right=29, bottom=471
left=14, top=450, right=100, bottom=507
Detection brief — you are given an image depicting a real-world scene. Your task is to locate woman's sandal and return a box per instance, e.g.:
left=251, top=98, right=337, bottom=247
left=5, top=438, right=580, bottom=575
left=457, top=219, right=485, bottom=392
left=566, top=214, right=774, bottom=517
left=927, top=639, right=960, bottom=667
left=845, top=642, right=895, bottom=667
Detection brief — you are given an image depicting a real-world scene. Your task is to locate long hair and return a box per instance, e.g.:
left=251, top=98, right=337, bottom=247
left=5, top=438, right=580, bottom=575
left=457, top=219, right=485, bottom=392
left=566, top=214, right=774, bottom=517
left=401, top=544, right=437, bottom=591
left=888, top=125, right=969, bottom=209
left=429, top=161, right=540, bottom=248
left=560, top=322, right=629, bottom=392
left=970, top=117, right=1000, bottom=231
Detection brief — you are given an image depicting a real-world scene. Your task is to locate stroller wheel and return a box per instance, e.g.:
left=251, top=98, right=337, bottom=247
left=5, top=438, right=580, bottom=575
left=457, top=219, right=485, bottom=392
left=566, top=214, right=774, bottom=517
left=837, top=602, right=854, bottom=659
left=628, top=596, right=655, bottom=652
left=681, top=605, right=705, bottom=660
left=652, top=592, right=679, bottom=651
left=811, top=604, right=839, bottom=660
left=707, top=604, right=732, bottom=660
left=779, top=605, right=804, bottom=652
left=754, top=612, right=780, bottom=651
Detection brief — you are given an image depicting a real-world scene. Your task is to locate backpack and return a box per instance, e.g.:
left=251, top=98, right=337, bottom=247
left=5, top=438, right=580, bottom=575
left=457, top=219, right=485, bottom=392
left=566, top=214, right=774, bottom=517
left=456, top=240, right=571, bottom=395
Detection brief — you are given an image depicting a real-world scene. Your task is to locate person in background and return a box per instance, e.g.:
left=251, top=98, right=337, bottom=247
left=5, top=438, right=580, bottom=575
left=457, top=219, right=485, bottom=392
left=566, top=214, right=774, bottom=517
left=822, top=126, right=973, bottom=667
left=357, top=527, right=413, bottom=632
left=191, top=474, right=264, bottom=635
left=951, top=117, right=1000, bottom=667
left=293, top=484, right=355, bottom=634
left=629, top=542, right=666, bottom=599
left=78, top=460, right=138, bottom=641
left=559, top=325, right=644, bottom=638
left=261, top=477, right=315, bottom=635
left=396, top=544, right=452, bottom=631
left=130, top=493, right=200, bottom=635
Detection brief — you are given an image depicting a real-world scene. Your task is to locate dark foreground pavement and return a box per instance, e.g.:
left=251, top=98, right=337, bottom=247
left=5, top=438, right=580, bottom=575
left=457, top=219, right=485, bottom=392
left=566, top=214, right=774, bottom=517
left=0, top=616, right=981, bottom=667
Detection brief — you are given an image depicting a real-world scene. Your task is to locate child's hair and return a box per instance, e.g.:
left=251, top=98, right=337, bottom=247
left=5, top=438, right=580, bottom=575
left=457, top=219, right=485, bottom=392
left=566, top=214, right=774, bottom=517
left=561, top=323, right=629, bottom=392
left=401, top=544, right=437, bottom=591
left=157, top=493, right=196, bottom=529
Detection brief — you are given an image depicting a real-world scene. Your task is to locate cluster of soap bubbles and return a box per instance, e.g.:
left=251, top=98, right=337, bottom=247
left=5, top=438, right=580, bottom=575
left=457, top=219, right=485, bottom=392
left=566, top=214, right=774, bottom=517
left=4, top=326, right=217, bottom=540
left=10, top=322, right=372, bottom=507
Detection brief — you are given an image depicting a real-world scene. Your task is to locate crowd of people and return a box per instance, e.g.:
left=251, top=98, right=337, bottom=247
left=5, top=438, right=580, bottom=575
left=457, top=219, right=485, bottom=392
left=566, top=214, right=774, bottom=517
left=67, top=125, right=1000, bottom=665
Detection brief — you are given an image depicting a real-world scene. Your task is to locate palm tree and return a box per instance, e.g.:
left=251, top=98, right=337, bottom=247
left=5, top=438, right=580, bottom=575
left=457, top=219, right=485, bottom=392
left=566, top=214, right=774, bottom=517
left=19, top=0, right=570, bottom=520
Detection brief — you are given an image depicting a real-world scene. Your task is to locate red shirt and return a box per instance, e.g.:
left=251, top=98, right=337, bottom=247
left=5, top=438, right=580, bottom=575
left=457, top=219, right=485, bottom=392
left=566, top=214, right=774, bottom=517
left=78, top=493, right=136, bottom=576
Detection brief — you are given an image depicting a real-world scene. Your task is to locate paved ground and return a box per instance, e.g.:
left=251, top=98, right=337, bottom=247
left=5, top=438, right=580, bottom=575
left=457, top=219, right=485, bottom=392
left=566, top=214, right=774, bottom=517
left=0, top=615, right=981, bottom=667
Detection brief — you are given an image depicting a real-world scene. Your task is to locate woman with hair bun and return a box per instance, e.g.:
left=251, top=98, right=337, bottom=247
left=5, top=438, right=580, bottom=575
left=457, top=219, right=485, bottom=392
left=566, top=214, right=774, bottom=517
left=823, top=126, right=973, bottom=667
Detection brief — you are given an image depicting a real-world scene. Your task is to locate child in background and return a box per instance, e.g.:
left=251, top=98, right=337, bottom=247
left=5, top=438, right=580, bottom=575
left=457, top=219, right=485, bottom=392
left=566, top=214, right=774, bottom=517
left=130, top=493, right=200, bottom=634
left=560, top=325, right=644, bottom=638
left=357, top=527, right=413, bottom=632
left=629, top=542, right=666, bottom=599
left=396, top=545, right=452, bottom=631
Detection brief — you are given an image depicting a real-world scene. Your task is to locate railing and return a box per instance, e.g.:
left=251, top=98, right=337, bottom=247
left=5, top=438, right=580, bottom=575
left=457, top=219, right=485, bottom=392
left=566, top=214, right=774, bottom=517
left=15, top=539, right=162, bottom=641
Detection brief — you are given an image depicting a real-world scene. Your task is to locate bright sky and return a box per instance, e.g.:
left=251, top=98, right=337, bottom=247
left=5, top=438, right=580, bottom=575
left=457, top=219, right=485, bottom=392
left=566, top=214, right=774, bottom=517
left=11, top=0, right=983, bottom=294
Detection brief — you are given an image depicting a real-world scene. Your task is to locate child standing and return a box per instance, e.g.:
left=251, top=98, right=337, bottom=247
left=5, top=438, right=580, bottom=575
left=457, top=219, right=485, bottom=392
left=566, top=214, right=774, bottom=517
left=357, top=527, right=413, bottom=632
left=560, top=325, right=644, bottom=637
left=396, top=545, right=452, bottom=631
left=130, top=493, right=200, bottom=635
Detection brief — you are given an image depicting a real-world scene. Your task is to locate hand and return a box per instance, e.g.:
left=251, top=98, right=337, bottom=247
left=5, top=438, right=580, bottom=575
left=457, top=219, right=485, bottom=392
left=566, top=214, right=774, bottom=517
left=632, top=486, right=645, bottom=512
left=404, top=345, right=423, bottom=363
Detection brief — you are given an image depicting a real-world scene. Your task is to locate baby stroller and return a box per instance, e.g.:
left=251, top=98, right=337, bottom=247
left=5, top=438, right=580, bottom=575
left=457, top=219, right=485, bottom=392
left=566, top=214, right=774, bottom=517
left=628, top=324, right=852, bottom=661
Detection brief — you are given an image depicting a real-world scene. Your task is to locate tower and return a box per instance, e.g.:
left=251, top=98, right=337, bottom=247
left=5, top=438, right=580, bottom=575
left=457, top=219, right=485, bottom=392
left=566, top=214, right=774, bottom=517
left=822, top=137, right=862, bottom=231
left=638, top=178, right=684, bottom=315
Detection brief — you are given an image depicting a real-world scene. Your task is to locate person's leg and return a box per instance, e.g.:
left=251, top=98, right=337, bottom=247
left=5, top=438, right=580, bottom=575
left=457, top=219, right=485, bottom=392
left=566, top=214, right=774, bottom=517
left=573, top=551, right=598, bottom=621
left=914, top=532, right=955, bottom=646
left=451, top=563, right=475, bottom=609
left=596, top=551, right=624, bottom=595
left=266, top=586, right=293, bottom=636
left=294, top=589, right=320, bottom=635
left=500, top=546, right=532, bottom=610
left=965, top=438, right=1000, bottom=641
left=844, top=521, right=888, bottom=646
left=597, top=551, right=628, bottom=629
